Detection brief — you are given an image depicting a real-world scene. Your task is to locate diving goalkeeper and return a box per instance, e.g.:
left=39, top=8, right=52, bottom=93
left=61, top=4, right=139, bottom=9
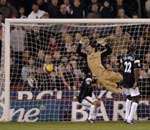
left=77, top=37, right=123, bottom=93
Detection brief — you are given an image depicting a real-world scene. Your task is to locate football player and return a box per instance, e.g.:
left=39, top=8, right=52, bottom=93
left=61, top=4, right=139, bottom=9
left=120, top=44, right=141, bottom=124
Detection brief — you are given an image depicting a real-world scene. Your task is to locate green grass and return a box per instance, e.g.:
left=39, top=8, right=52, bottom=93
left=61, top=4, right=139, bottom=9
left=0, top=121, right=149, bottom=130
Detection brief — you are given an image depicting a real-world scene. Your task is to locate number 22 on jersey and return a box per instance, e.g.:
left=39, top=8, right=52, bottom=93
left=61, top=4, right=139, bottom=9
left=124, top=61, right=132, bottom=73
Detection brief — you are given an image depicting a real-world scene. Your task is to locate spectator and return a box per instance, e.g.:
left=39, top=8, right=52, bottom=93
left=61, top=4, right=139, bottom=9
left=44, top=53, right=52, bottom=64
left=22, top=50, right=30, bottom=65
left=63, top=0, right=71, bottom=15
left=115, top=0, right=124, bottom=17
left=109, top=55, right=118, bottom=72
left=145, top=53, right=150, bottom=65
left=100, top=0, right=115, bottom=18
left=117, top=8, right=128, bottom=18
left=21, top=57, right=37, bottom=89
left=145, top=0, right=150, bottom=17
left=40, top=12, right=49, bottom=18
left=10, top=27, right=26, bottom=85
left=91, top=0, right=98, bottom=4
left=64, top=34, right=76, bottom=54
left=140, top=62, right=150, bottom=79
left=136, top=36, right=148, bottom=61
left=87, top=0, right=99, bottom=15
left=49, top=64, right=68, bottom=90
left=48, top=37, right=58, bottom=54
left=10, top=27, right=25, bottom=54
left=20, top=0, right=35, bottom=15
left=52, top=51, right=61, bottom=65
left=7, top=0, right=27, bottom=10
left=69, top=59, right=83, bottom=89
left=24, top=27, right=40, bottom=56
left=74, top=33, right=82, bottom=43
left=35, top=50, right=45, bottom=68
left=105, top=26, right=131, bottom=56
left=36, top=0, right=48, bottom=12
left=59, top=4, right=69, bottom=18
left=70, top=0, right=84, bottom=18
left=0, top=0, right=18, bottom=18
left=123, top=0, right=138, bottom=18
left=10, top=27, right=25, bottom=81
left=0, top=12, right=4, bottom=23
left=19, top=7, right=27, bottom=18
left=116, top=0, right=123, bottom=8
left=59, top=59, right=76, bottom=90
left=87, top=3, right=100, bottom=18
left=132, top=13, right=139, bottom=18
left=47, top=0, right=60, bottom=18
left=28, top=2, right=46, bottom=19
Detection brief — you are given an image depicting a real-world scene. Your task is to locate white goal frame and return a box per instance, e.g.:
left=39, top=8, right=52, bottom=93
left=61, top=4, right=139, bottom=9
left=3, top=18, right=150, bottom=121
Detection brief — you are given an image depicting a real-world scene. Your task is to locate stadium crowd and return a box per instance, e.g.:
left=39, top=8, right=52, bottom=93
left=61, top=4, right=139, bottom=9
left=0, top=0, right=149, bottom=96
left=0, top=0, right=149, bottom=20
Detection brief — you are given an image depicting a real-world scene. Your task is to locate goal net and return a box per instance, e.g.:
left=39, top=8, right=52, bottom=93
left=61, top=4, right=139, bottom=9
left=0, top=19, right=150, bottom=122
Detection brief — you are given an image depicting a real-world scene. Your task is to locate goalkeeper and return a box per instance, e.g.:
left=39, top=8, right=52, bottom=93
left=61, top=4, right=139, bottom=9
left=78, top=37, right=123, bottom=93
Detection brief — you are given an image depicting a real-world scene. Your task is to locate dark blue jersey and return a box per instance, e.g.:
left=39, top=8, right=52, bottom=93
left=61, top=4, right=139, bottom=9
left=78, top=77, right=93, bottom=103
left=120, top=52, right=141, bottom=88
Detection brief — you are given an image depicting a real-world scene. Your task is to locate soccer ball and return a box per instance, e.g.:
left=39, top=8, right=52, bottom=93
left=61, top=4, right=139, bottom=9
left=43, top=64, right=54, bottom=73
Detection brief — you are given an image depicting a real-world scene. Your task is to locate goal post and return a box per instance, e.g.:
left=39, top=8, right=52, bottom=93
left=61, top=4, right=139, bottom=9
left=1, top=19, right=150, bottom=122
left=4, top=20, right=11, bottom=121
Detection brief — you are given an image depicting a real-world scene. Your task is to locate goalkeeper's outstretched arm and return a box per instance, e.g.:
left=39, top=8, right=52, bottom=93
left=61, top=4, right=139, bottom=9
left=76, top=42, right=87, bottom=57
left=101, top=43, right=112, bottom=57
left=96, top=37, right=112, bottom=56
left=76, top=42, right=92, bottom=75
left=97, top=41, right=113, bottom=63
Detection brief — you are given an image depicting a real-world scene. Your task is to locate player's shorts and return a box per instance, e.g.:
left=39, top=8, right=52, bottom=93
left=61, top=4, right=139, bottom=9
left=123, top=87, right=140, bottom=97
left=81, top=96, right=96, bottom=109
left=121, top=78, right=134, bottom=88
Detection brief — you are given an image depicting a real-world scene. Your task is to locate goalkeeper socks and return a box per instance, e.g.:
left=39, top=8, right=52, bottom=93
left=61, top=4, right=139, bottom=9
left=125, top=99, right=132, bottom=121
left=127, top=102, right=138, bottom=123
left=88, top=105, right=95, bottom=120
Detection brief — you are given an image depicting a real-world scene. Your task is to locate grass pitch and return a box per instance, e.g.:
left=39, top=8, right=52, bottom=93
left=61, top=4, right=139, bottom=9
left=0, top=121, right=149, bottom=130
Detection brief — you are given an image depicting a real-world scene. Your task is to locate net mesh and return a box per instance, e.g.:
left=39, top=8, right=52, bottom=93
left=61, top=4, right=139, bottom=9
left=1, top=22, right=150, bottom=122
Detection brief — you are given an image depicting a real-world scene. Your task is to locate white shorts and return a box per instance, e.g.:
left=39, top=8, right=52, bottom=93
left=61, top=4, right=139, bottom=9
left=123, top=87, right=140, bottom=97
left=81, top=96, right=96, bottom=109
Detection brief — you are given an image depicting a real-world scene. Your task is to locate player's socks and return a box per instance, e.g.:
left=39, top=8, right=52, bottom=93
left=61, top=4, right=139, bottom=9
left=125, top=99, right=132, bottom=121
left=127, top=102, right=138, bottom=123
left=94, top=107, right=99, bottom=120
left=88, top=105, right=95, bottom=120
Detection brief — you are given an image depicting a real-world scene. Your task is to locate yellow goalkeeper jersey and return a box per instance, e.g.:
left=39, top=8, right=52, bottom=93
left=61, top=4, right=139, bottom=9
left=87, top=51, right=105, bottom=76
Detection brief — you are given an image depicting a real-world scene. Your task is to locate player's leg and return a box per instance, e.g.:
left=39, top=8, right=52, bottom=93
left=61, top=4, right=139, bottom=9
left=125, top=96, right=132, bottom=121
left=127, top=87, right=140, bottom=124
left=81, top=96, right=97, bottom=122
left=88, top=105, right=96, bottom=122
left=97, top=78, right=122, bottom=93
left=93, top=99, right=101, bottom=120
left=103, top=70, right=123, bottom=83
left=123, top=88, right=132, bottom=121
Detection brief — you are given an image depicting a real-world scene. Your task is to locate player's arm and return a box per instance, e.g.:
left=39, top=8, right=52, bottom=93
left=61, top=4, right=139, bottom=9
left=133, top=68, right=140, bottom=88
left=76, top=43, right=87, bottom=57
left=118, top=55, right=124, bottom=72
left=133, top=59, right=141, bottom=88
left=101, top=43, right=112, bottom=58
left=101, top=35, right=119, bottom=44
left=96, top=37, right=112, bottom=54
